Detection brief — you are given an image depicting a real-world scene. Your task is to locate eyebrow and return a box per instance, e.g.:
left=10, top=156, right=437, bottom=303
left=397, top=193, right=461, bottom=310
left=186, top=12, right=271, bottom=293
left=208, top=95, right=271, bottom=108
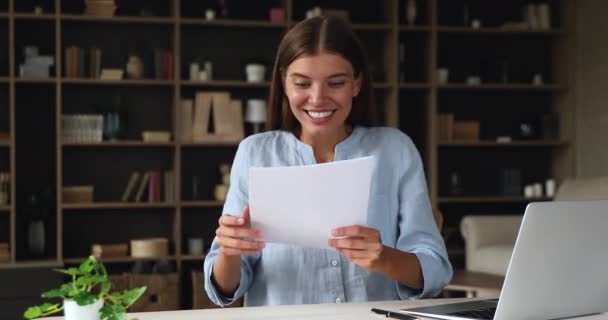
left=289, top=72, right=349, bottom=79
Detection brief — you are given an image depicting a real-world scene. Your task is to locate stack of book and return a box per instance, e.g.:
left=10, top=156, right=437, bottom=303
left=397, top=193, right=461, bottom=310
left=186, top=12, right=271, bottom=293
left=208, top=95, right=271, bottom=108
left=0, top=243, right=9, bottom=263
left=65, top=46, right=102, bottom=79
left=84, top=0, right=117, bottom=17
left=121, top=170, right=174, bottom=203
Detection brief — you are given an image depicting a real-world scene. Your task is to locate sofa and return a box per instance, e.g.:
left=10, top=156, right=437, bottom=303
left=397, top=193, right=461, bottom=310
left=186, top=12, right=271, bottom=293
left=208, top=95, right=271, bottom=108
left=460, top=175, right=608, bottom=277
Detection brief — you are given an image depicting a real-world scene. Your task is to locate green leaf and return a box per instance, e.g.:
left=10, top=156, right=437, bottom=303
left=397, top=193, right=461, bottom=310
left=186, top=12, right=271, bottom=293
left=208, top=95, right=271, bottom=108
left=101, top=281, right=112, bottom=295
left=121, top=287, right=146, bottom=307
left=54, top=267, right=81, bottom=276
left=100, top=304, right=114, bottom=320
left=73, top=292, right=97, bottom=306
left=75, top=275, right=106, bottom=287
left=41, top=288, right=66, bottom=299
left=79, top=256, right=97, bottom=273
left=23, top=306, right=42, bottom=319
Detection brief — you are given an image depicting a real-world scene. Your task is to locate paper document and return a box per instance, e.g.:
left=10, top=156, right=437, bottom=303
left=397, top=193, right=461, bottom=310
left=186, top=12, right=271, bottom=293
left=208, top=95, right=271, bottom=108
left=249, top=156, right=374, bottom=249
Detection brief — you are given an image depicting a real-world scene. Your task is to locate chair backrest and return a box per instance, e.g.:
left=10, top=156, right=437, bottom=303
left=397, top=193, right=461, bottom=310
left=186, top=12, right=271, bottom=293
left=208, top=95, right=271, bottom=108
left=554, top=176, right=608, bottom=201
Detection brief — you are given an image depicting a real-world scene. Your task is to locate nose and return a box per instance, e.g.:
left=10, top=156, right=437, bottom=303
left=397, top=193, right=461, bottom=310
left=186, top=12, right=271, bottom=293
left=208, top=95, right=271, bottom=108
left=308, top=84, right=327, bottom=106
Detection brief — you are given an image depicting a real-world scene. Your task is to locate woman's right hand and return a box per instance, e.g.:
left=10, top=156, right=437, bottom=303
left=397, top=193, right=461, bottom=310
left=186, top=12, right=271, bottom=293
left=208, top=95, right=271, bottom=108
left=215, top=207, right=265, bottom=256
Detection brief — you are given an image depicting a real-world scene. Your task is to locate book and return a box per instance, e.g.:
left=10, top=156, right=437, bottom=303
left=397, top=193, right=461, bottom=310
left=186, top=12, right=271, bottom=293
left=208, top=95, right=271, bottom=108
left=214, top=99, right=244, bottom=140
left=142, top=131, right=172, bottom=142
left=134, top=172, right=150, bottom=202
left=148, top=171, right=161, bottom=202
left=121, top=172, right=140, bottom=202
left=180, top=99, right=193, bottom=142
left=193, top=92, right=212, bottom=141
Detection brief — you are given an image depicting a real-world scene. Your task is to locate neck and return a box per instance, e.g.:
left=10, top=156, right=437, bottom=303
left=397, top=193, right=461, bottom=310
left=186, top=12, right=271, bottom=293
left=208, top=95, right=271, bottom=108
left=299, top=125, right=352, bottom=163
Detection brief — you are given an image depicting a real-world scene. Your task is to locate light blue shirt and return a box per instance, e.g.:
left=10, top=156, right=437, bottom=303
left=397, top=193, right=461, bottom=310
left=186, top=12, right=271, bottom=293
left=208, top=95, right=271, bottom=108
left=204, top=126, right=452, bottom=306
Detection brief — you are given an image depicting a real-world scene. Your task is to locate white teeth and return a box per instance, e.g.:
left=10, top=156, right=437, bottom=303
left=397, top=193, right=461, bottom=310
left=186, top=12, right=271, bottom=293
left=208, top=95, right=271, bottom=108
left=307, top=111, right=333, bottom=119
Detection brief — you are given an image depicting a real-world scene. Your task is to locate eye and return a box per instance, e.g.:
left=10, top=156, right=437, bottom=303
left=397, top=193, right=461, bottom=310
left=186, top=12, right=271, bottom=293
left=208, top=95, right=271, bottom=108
left=328, top=81, right=346, bottom=88
left=293, top=82, right=310, bottom=88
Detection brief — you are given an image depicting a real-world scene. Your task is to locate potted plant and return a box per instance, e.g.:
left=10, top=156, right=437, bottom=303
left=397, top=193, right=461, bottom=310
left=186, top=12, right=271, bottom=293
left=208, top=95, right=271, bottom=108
left=24, top=256, right=146, bottom=320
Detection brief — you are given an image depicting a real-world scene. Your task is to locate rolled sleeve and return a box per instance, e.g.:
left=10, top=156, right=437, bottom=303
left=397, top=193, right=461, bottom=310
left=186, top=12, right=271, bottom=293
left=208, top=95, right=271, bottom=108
left=395, top=136, right=453, bottom=299
left=203, top=137, right=259, bottom=306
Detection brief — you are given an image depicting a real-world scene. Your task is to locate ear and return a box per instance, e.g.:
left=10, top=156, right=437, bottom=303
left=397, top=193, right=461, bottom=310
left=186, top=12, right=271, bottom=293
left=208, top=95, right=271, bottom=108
left=353, top=73, right=363, bottom=97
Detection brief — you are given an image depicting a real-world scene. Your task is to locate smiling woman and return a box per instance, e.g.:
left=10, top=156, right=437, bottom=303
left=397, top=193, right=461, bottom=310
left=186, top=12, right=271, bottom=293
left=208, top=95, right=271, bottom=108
left=204, top=16, right=452, bottom=307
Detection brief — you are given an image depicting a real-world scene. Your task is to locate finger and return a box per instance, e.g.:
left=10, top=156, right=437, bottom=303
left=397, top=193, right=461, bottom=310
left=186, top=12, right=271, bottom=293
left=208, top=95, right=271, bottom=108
left=216, top=236, right=265, bottom=251
left=329, top=238, right=383, bottom=251
left=242, top=207, right=251, bottom=227
left=331, top=225, right=380, bottom=239
left=219, top=214, right=246, bottom=227
left=216, top=225, right=263, bottom=240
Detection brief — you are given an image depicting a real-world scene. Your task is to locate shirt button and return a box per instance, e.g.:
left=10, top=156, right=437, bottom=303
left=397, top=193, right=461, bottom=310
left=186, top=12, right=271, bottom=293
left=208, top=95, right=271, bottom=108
left=331, top=260, right=338, bottom=266
left=336, top=298, right=342, bottom=303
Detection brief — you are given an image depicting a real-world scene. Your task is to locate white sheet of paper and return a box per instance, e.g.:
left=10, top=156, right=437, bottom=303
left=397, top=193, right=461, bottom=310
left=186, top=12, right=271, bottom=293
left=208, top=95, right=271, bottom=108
left=248, top=156, right=374, bottom=249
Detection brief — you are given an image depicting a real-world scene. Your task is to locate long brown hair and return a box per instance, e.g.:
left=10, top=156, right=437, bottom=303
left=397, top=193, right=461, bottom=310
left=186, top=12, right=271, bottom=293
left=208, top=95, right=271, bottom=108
left=266, top=16, right=377, bottom=132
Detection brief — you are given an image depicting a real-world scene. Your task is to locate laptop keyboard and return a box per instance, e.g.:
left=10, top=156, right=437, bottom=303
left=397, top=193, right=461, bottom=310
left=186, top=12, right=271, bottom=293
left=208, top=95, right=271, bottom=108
left=449, top=306, right=497, bottom=319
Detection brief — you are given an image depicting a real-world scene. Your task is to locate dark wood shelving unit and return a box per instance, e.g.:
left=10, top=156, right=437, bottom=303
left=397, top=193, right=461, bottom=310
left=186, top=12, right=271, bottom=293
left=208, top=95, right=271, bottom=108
left=1, top=0, right=576, bottom=313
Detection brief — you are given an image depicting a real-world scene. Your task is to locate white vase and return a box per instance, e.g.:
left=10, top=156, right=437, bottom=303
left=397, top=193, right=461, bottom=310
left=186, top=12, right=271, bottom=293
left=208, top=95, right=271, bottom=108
left=63, top=299, right=103, bottom=320
left=126, top=55, right=144, bottom=79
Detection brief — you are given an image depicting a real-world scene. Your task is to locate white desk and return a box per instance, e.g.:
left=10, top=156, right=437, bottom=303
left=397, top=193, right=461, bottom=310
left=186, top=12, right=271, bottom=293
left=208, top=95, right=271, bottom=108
left=44, top=298, right=608, bottom=320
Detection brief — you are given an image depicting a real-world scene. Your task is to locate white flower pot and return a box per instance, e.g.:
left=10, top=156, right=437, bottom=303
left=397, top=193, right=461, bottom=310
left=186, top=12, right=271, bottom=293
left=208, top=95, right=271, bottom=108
left=63, top=299, right=103, bottom=320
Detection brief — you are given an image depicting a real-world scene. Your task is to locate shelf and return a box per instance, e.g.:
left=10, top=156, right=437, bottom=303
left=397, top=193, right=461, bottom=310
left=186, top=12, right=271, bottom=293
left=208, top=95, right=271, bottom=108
left=62, top=79, right=174, bottom=86
left=399, top=83, right=431, bottom=89
left=351, top=23, right=391, bottom=31
left=438, top=26, right=563, bottom=35
left=438, top=196, right=552, bottom=204
left=15, top=78, right=57, bottom=84
left=0, top=12, right=9, bottom=18
left=0, top=77, right=8, bottom=83
left=180, top=18, right=285, bottom=28
left=180, top=254, right=206, bottom=261
left=64, top=256, right=178, bottom=264
left=439, top=140, right=567, bottom=147
left=0, top=259, right=63, bottom=269
left=62, top=202, right=175, bottom=210
left=182, top=200, right=224, bottom=208
left=0, top=140, right=11, bottom=147
left=398, top=25, right=431, bottom=32
left=13, top=13, right=56, bottom=20
left=63, top=141, right=175, bottom=148
left=61, top=14, right=174, bottom=25
left=438, top=84, right=564, bottom=91
left=181, top=141, right=240, bottom=147
left=180, top=80, right=270, bottom=88
left=0, top=205, right=10, bottom=211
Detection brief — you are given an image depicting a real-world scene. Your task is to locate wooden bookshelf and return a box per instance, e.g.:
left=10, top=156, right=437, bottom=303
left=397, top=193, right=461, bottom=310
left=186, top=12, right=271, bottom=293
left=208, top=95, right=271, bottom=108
left=61, top=14, right=175, bottom=25
left=180, top=80, right=270, bottom=88
left=438, top=26, right=563, bottom=35
left=63, top=256, right=178, bottom=264
left=1, top=0, right=576, bottom=313
left=62, top=202, right=176, bottom=210
left=62, top=141, right=175, bottom=148
left=437, top=84, right=564, bottom=91
left=180, top=18, right=286, bottom=28
left=0, top=259, right=62, bottom=269
left=61, top=79, right=175, bottom=86
left=12, top=13, right=56, bottom=20
left=181, top=200, right=224, bottom=208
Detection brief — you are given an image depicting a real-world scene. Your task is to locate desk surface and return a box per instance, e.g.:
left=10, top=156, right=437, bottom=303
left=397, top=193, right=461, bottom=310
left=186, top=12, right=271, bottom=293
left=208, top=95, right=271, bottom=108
left=43, top=298, right=608, bottom=320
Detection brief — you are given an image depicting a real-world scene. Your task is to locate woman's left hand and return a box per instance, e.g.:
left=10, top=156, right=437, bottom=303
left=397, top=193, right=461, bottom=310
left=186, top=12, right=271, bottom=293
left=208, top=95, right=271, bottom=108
left=328, top=225, right=386, bottom=272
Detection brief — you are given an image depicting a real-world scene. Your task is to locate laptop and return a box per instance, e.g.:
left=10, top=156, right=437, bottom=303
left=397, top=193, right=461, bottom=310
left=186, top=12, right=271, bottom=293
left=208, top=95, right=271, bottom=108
left=399, top=200, right=608, bottom=320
